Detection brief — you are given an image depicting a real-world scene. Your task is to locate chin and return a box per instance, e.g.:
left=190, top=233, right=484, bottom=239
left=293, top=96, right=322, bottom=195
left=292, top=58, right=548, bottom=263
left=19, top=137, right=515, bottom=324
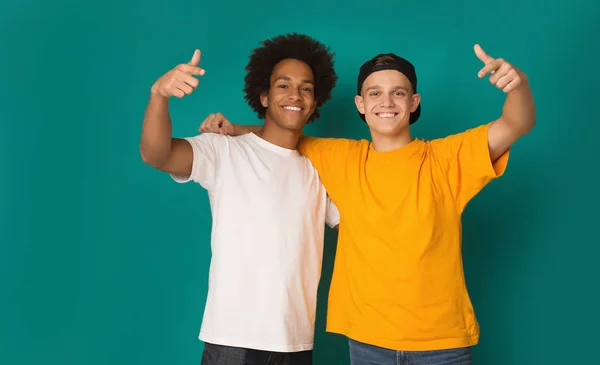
left=367, top=122, right=400, bottom=135
left=369, top=118, right=408, bottom=135
left=276, top=120, right=306, bottom=131
left=279, top=115, right=309, bottom=129
left=374, top=128, right=402, bottom=138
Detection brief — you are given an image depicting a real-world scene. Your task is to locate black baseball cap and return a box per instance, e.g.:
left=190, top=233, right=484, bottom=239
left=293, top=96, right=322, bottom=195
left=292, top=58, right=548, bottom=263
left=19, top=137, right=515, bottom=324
left=356, top=53, right=421, bottom=124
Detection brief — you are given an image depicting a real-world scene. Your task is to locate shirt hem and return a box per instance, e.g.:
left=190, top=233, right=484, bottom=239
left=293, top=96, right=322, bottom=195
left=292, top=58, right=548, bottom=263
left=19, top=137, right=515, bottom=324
left=199, top=334, right=314, bottom=352
left=327, top=219, right=340, bottom=229
left=326, top=326, right=479, bottom=351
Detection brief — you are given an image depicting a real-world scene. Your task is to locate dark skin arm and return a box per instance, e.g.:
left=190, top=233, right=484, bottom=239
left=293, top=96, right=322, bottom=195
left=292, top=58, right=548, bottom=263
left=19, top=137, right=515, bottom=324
left=140, top=49, right=206, bottom=176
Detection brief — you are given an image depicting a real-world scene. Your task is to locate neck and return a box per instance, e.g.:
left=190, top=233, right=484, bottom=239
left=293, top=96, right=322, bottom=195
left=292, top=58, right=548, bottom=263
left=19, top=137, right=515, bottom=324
left=370, top=127, right=413, bottom=152
left=255, top=118, right=302, bottom=150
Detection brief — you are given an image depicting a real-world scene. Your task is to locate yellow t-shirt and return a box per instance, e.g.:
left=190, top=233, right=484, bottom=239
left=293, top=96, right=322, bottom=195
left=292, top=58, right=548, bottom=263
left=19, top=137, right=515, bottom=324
left=298, top=123, right=509, bottom=351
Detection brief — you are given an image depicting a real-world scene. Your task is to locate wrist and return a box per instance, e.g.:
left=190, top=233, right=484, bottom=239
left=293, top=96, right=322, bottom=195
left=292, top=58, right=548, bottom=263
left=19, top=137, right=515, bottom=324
left=149, top=89, right=169, bottom=104
left=516, top=69, right=529, bottom=86
left=232, top=124, right=247, bottom=136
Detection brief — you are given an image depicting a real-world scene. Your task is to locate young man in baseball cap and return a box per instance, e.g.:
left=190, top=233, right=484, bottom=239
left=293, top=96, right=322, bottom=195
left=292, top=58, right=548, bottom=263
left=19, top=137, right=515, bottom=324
left=203, top=44, right=535, bottom=365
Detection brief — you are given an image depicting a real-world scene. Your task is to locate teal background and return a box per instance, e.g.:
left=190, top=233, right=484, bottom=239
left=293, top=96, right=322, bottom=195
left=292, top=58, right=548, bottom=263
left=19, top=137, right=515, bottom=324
left=1, top=0, right=599, bottom=364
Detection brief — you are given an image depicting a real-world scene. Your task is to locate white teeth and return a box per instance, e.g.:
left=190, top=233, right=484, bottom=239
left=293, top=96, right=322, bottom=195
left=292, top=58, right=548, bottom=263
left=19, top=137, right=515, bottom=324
left=283, top=106, right=302, bottom=111
left=377, top=113, right=396, bottom=118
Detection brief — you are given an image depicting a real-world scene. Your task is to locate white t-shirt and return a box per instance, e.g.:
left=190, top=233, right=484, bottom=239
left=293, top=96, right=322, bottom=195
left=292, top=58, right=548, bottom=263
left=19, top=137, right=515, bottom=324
left=171, top=132, right=340, bottom=352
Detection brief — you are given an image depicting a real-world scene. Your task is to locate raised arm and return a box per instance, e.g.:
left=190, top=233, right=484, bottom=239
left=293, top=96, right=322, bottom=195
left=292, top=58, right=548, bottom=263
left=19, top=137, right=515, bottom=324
left=140, top=49, right=206, bottom=176
left=474, top=44, right=536, bottom=162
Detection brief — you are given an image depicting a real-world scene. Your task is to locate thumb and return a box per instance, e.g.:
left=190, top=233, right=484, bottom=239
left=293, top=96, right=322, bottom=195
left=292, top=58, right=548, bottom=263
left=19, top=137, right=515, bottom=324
left=474, top=44, right=493, bottom=64
left=188, top=49, right=201, bottom=66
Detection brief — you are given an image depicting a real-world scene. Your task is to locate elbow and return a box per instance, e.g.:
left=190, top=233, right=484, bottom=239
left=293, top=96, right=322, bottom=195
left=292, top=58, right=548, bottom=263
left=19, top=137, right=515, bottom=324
left=528, top=119, right=536, bottom=134
left=525, top=103, right=537, bottom=133
left=505, top=113, right=536, bottom=138
left=140, top=144, right=165, bottom=169
left=523, top=114, right=536, bottom=135
left=515, top=119, right=535, bottom=141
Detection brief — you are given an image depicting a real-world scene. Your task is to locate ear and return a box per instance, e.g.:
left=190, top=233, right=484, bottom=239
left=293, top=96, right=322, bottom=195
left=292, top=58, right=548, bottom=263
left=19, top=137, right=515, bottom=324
left=354, top=95, right=365, bottom=115
left=260, top=92, right=268, bottom=108
left=410, top=93, right=421, bottom=113
left=309, top=99, right=317, bottom=114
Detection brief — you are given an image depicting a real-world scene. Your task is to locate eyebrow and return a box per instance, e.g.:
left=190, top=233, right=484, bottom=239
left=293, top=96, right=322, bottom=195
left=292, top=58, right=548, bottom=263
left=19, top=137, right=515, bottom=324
left=274, top=76, right=314, bottom=84
left=365, top=85, right=409, bottom=92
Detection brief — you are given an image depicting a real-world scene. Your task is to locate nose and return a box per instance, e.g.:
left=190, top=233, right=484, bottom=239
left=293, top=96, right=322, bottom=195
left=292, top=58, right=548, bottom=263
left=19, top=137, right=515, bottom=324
left=381, top=93, right=394, bottom=107
left=288, top=88, right=302, bottom=101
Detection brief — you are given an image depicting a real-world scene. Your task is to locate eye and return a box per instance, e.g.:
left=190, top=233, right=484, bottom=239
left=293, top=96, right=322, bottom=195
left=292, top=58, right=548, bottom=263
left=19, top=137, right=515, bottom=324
left=278, top=84, right=288, bottom=89
left=395, top=91, right=405, bottom=96
left=301, top=87, right=313, bottom=92
left=369, top=92, right=380, bottom=97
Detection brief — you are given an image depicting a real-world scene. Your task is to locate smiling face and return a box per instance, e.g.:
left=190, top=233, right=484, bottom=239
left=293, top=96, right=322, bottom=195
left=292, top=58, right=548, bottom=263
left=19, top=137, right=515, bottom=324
left=355, top=69, right=420, bottom=137
left=260, top=58, right=317, bottom=132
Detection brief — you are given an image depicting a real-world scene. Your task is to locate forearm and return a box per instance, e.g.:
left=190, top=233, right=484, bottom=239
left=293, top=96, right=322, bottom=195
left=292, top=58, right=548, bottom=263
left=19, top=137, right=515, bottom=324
left=140, top=93, right=174, bottom=167
left=233, top=124, right=262, bottom=136
left=501, top=73, right=536, bottom=134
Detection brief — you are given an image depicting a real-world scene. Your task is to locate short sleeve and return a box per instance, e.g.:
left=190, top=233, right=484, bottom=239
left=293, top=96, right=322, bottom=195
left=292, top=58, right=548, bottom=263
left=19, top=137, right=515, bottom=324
left=325, top=196, right=340, bottom=229
left=170, top=133, right=223, bottom=191
left=432, top=123, right=510, bottom=212
left=297, top=135, right=354, bottom=203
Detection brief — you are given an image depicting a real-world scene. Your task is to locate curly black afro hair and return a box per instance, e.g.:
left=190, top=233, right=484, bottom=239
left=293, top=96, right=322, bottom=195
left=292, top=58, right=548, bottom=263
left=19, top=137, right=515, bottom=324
left=243, top=33, right=338, bottom=123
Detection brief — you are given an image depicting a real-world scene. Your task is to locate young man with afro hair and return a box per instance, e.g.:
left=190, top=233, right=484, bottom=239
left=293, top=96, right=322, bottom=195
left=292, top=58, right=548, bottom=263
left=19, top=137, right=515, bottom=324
left=139, top=33, right=340, bottom=365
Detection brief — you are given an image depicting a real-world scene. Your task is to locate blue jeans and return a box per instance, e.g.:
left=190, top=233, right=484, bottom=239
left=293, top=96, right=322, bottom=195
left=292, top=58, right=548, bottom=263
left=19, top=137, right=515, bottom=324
left=349, top=338, right=472, bottom=365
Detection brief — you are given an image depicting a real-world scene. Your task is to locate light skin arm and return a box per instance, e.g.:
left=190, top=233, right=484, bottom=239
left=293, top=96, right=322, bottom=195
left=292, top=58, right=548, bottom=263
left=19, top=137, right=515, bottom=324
left=474, top=44, right=536, bottom=162
left=235, top=124, right=264, bottom=135
left=197, top=114, right=432, bottom=145
left=140, top=49, right=206, bottom=176
left=198, top=113, right=262, bottom=136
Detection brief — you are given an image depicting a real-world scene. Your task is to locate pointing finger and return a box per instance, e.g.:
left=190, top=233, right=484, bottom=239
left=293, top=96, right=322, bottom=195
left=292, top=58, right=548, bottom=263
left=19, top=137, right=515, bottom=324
left=474, top=44, right=494, bottom=64
left=189, top=49, right=201, bottom=67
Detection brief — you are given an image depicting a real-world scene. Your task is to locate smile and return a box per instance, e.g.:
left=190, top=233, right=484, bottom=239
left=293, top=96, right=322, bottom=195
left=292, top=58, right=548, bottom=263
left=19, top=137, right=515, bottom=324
left=375, top=112, right=398, bottom=118
left=282, top=106, right=303, bottom=112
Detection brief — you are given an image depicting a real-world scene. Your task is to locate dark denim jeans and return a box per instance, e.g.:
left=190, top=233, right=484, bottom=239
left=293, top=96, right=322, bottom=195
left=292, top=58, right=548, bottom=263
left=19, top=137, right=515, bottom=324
left=200, top=342, right=313, bottom=365
left=349, top=338, right=472, bottom=365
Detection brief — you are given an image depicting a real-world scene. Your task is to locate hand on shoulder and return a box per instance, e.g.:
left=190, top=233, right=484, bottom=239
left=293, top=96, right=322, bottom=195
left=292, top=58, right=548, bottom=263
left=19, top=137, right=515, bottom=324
left=199, top=113, right=235, bottom=135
